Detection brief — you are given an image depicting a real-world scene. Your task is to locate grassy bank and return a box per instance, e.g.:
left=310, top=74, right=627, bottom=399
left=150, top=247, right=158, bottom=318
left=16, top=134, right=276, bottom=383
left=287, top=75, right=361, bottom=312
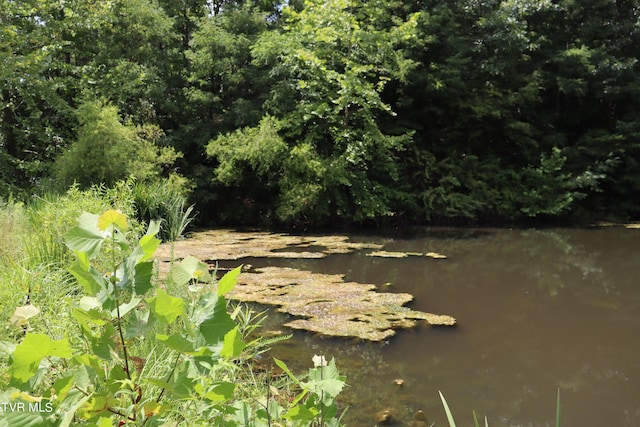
left=0, top=182, right=347, bottom=426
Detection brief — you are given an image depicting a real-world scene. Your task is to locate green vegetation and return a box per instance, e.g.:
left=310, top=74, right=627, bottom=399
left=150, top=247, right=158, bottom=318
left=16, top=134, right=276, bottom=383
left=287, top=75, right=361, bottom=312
left=438, top=389, right=561, bottom=427
left=1, top=0, right=639, bottom=225
left=0, top=203, right=347, bottom=425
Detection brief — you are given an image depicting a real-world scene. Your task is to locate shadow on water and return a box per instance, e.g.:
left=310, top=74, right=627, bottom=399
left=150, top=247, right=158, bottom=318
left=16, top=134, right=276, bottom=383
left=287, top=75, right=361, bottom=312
left=225, top=227, right=640, bottom=426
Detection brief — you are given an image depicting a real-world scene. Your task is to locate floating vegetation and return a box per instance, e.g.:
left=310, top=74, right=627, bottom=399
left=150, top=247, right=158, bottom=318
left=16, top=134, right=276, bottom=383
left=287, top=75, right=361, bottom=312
left=230, top=266, right=456, bottom=341
left=155, top=229, right=382, bottom=262
left=426, top=251, right=448, bottom=259
left=155, top=229, right=455, bottom=340
left=367, top=250, right=447, bottom=259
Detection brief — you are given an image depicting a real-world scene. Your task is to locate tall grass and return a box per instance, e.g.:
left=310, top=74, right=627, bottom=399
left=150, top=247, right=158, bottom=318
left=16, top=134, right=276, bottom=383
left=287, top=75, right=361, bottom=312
left=133, top=178, right=196, bottom=241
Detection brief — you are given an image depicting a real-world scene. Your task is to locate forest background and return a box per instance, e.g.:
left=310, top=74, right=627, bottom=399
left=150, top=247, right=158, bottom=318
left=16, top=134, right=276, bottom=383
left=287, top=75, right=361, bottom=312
left=2, top=0, right=640, bottom=227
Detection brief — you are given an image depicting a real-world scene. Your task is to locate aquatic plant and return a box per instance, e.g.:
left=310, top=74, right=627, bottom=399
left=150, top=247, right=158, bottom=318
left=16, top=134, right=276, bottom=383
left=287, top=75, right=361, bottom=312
left=438, top=389, right=561, bottom=427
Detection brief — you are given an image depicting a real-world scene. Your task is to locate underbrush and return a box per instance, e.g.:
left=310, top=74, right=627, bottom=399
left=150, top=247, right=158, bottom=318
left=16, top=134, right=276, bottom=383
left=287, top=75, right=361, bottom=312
left=0, top=188, right=348, bottom=426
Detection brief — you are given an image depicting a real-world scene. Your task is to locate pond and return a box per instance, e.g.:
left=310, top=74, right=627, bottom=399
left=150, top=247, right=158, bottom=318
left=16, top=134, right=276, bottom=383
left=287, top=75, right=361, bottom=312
left=227, top=226, right=640, bottom=426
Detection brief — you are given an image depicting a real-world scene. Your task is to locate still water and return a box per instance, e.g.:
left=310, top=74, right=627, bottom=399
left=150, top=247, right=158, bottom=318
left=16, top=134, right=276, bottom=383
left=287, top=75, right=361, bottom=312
left=242, top=226, right=640, bottom=426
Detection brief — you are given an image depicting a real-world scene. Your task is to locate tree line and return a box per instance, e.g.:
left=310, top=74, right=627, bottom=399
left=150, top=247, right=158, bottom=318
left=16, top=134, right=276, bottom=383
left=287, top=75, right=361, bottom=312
left=2, top=0, right=639, bottom=226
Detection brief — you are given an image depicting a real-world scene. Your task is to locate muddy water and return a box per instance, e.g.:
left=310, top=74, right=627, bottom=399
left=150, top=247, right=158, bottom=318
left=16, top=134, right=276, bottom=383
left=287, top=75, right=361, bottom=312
left=240, top=227, right=640, bottom=426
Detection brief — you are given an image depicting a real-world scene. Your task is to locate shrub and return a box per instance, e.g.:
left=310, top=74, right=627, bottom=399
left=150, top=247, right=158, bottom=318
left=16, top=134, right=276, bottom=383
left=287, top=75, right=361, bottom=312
left=54, top=100, right=180, bottom=189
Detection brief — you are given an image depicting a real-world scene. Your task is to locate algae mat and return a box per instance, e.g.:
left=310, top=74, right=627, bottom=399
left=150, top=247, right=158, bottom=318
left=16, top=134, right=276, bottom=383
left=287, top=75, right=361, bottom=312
left=231, top=266, right=456, bottom=341
left=155, top=229, right=383, bottom=261
left=156, top=229, right=456, bottom=341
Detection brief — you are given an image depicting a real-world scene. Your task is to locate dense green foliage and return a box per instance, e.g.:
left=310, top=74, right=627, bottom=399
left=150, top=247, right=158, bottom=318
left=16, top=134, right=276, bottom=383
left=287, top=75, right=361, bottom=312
left=0, top=201, right=347, bottom=426
left=2, top=0, right=640, bottom=225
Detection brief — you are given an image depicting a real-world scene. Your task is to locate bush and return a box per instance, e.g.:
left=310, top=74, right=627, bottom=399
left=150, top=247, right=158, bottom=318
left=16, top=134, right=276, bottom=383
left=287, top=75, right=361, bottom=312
left=54, top=100, right=180, bottom=189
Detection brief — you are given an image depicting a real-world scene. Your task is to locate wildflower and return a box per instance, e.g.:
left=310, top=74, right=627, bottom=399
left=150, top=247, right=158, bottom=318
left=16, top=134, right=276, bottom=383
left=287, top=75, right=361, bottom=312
left=312, top=354, right=327, bottom=367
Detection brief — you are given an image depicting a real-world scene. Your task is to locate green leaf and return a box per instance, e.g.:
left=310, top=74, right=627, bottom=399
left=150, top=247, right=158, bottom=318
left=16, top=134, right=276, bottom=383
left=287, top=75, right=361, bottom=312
left=133, top=262, right=154, bottom=295
left=170, top=256, right=211, bottom=286
left=137, top=220, right=161, bottom=262
left=0, top=410, right=57, bottom=427
left=220, top=326, right=245, bottom=359
left=10, top=334, right=72, bottom=385
left=556, top=388, right=561, bottom=427
left=197, top=295, right=235, bottom=346
left=58, top=393, right=92, bottom=427
left=69, top=257, right=107, bottom=296
left=439, top=391, right=457, bottom=427
left=149, top=289, right=185, bottom=324
left=156, top=333, right=196, bottom=354
left=273, top=358, right=303, bottom=388
left=307, top=359, right=345, bottom=398
left=111, top=297, right=142, bottom=318
left=89, top=322, right=116, bottom=360
left=63, top=212, right=104, bottom=258
left=198, top=381, right=235, bottom=403
left=217, top=265, right=242, bottom=296
left=284, top=402, right=319, bottom=421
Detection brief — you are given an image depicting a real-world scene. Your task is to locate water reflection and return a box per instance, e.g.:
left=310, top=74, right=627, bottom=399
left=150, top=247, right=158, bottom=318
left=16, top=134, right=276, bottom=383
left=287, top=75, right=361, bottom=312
left=241, top=227, right=640, bottom=426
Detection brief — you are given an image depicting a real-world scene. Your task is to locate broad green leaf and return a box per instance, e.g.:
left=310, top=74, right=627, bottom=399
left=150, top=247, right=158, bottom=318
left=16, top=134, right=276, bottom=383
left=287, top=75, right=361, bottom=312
left=0, top=410, right=56, bottom=427
left=217, top=265, right=242, bottom=296
left=138, top=220, right=161, bottom=262
left=220, top=326, right=246, bottom=359
left=156, top=333, right=195, bottom=353
left=197, top=296, right=235, bottom=346
left=72, top=306, right=106, bottom=330
left=170, top=256, right=211, bottom=286
left=97, top=209, right=128, bottom=231
left=89, top=323, right=115, bottom=360
left=284, top=402, right=318, bottom=421
left=51, top=375, right=75, bottom=403
left=69, top=258, right=107, bottom=296
left=198, top=381, right=235, bottom=403
left=9, top=305, right=40, bottom=328
left=126, top=220, right=161, bottom=268
left=133, top=262, right=154, bottom=295
left=149, top=289, right=185, bottom=324
left=116, top=259, right=153, bottom=295
left=10, top=334, right=72, bottom=385
left=78, top=296, right=101, bottom=312
left=125, top=309, right=155, bottom=339
left=58, top=394, right=92, bottom=427
left=64, top=212, right=104, bottom=258
left=307, top=359, right=345, bottom=398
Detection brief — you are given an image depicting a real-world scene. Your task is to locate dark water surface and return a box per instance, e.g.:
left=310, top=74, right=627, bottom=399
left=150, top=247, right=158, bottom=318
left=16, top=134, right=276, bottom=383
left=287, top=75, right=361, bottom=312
left=246, top=227, right=640, bottom=426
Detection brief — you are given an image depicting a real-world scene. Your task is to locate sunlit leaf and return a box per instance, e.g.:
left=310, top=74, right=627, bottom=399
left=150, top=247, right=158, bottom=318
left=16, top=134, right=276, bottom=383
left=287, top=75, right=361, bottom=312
left=170, top=255, right=210, bottom=286
left=199, top=381, right=235, bottom=403
left=64, top=212, right=104, bottom=257
left=137, top=220, right=161, bottom=262
left=220, top=326, right=245, bottom=359
left=97, top=209, right=128, bottom=231
left=10, top=334, right=72, bottom=385
left=439, top=391, right=457, bottom=427
left=149, top=289, right=185, bottom=324
left=217, top=265, right=242, bottom=296
left=9, top=305, right=40, bottom=328
left=284, top=402, right=319, bottom=421
left=156, top=333, right=195, bottom=353
left=197, top=295, right=235, bottom=346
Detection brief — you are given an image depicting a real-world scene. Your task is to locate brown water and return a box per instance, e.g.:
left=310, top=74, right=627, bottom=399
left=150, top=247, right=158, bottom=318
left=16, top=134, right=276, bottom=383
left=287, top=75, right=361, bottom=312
left=243, top=227, right=640, bottom=426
